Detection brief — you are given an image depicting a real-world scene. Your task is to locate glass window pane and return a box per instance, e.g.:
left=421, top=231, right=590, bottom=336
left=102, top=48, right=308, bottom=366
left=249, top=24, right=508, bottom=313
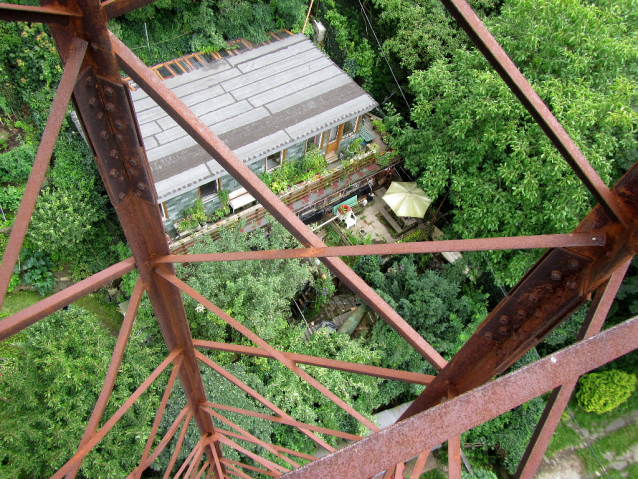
left=266, top=152, right=281, bottom=171
left=200, top=180, right=218, bottom=200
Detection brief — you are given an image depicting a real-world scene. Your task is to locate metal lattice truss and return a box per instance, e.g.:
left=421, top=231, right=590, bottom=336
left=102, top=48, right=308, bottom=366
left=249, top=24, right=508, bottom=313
left=0, top=0, right=637, bottom=477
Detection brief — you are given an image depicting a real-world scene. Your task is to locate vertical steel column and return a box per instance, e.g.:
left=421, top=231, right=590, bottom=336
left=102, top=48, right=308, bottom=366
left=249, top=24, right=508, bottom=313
left=41, top=0, right=223, bottom=470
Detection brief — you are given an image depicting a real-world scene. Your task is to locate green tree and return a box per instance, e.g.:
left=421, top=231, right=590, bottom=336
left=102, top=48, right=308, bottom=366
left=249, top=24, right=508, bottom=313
left=0, top=306, right=164, bottom=478
left=387, top=0, right=638, bottom=286
left=576, top=370, right=638, bottom=414
left=179, top=221, right=318, bottom=342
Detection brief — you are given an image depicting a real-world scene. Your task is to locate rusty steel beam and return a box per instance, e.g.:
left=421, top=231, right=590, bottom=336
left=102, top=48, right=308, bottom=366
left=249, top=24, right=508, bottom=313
left=155, top=233, right=605, bottom=265
left=163, top=411, right=193, bottom=479
left=134, top=355, right=184, bottom=479
left=0, top=2, right=81, bottom=24
left=160, top=268, right=380, bottom=434
left=193, top=339, right=433, bottom=385
left=111, top=32, right=447, bottom=372
left=196, top=352, right=336, bottom=452
left=174, top=436, right=207, bottom=479
left=50, top=349, right=183, bottom=479
left=207, top=409, right=301, bottom=468
left=214, top=427, right=315, bottom=463
left=0, top=257, right=135, bottom=342
left=0, top=37, right=86, bottom=309
left=409, top=451, right=430, bottom=479
left=214, top=428, right=304, bottom=465
left=225, top=463, right=258, bottom=479
left=221, top=459, right=278, bottom=478
left=128, top=406, right=191, bottom=478
left=217, top=434, right=288, bottom=475
left=514, top=259, right=631, bottom=479
left=194, top=461, right=210, bottom=479
left=40, top=0, right=225, bottom=468
left=397, top=162, right=638, bottom=423
left=204, top=402, right=360, bottom=443
left=184, top=441, right=207, bottom=479
left=281, top=315, right=638, bottom=478
left=102, top=0, right=158, bottom=20
left=448, top=437, right=462, bottom=479
left=438, top=0, right=630, bottom=227
left=66, top=278, right=145, bottom=479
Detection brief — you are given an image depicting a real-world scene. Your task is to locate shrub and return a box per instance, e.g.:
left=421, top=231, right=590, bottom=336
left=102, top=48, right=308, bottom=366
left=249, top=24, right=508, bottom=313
left=576, top=370, right=637, bottom=414
left=15, top=249, right=55, bottom=295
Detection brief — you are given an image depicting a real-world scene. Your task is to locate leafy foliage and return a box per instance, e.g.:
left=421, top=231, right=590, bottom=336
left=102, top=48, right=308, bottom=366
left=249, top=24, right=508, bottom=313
left=0, top=142, right=36, bottom=185
left=386, top=0, right=638, bottom=286
left=179, top=221, right=318, bottom=341
left=576, top=370, right=638, bottom=414
left=0, top=306, right=163, bottom=479
left=14, top=248, right=55, bottom=295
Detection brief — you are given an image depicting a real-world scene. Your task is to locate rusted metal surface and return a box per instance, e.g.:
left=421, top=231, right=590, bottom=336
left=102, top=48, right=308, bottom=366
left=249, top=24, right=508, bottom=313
left=193, top=339, right=433, bottom=385
left=66, top=278, right=145, bottom=479
left=155, top=232, right=606, bottom=265
left=448, top=437, right=462, bottom=479
left=159, top=268, right=381, bottom=434
left=112, top=32, right=448, bottom=372
left=438, top=0, right=630, bottom=227
left=204, top=402, right=360, bottom=442
left=129, top=406, right=191, bottom=479
left=50, top=349, right=183, bottom=479
left=409, top=451, right=430, bottom=479
left=196, top=352, right=336, bottom=452
left=208, top=410, right=301, bottom=468
left=41, top=0, right=226, bottom=468
left=0, top=257, right=135, bottom=341
left=0, top=0, right=635, bottom=476
left=281, top=315, right=638, bottom=479
left=514, top=260, right=631, bottom=479
left=0, top=3, right=80, bottom=25
left=398, top=161, right=638, bottom=423
left=163, top=411, right=193, bottom=479
left=134, top=355, right=185, bottom=479
left=0, top=37, right=86, bottom=309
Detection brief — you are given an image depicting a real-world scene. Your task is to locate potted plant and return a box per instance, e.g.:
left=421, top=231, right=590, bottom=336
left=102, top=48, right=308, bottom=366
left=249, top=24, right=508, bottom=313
left=337, top=204, right=352, bottom=219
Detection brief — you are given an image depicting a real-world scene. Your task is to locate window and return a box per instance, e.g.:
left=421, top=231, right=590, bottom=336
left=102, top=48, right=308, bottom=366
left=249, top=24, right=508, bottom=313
left=328, top=125, right=339, bottom=143
left=266, top=152, right=282, bottom=171
left=342, top=117, right=359, bottom=138
left=305, top=135, right=320, bottom=152
left=158, top=203, right=169, bottom=219
left=199, top=179, right=218, bottom=201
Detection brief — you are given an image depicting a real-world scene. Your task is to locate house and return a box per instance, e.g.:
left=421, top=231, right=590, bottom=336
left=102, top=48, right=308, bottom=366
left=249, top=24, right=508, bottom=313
left=129, top=32, right=378, bottom=235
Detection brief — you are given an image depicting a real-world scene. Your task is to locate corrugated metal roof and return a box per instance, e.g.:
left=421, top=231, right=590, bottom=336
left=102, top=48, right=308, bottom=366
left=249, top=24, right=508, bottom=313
left=131, top=34, right=378, bottom=202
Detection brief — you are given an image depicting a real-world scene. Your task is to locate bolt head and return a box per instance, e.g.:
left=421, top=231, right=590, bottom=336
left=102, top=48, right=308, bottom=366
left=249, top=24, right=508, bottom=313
left=104, top=87, right=114, bottom=97
left=499, top=315, right=509, bottom=324
left=85, top=76, right=94, bottom=87
left=118, top=192, right=126, bottom=200
left=136, top=182, right=146, bottom=190
left=499, top=326, right=508, bottom=335
left=100, top=130, right=109, bottom=140
left=130, top=159, right=138, bottom=167
left=517, top=309, right=526, bottom=318
left=114, top=120, right=124, bottom=129
left=568, top=260, right=579, bottom=270
left=550, top=270, right=562, bottom=281
left=89, top=97, right=98, bottom=107
left=109, top=168, right=118, bottom=177
left=105, top=103, right=115, bottom=112
left=484, top=331, right=493, bottom=339
left=110, top=149, right=119, bottom=159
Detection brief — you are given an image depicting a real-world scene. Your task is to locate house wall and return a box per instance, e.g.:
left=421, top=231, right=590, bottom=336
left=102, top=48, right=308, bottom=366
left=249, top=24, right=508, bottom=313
left=158, top=117, right=364, bottom=235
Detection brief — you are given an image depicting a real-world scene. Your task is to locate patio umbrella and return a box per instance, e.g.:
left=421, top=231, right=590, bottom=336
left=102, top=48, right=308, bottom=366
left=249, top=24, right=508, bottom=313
left=382, top=182, right=431, bottom=218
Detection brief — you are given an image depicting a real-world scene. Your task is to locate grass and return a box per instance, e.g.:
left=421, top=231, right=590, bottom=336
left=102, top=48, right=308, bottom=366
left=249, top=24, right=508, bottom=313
left=546, top=421, right=582, bottom=458
left=0, top=290, right=122, bottom=333
left=576, top=446, right=610, bottom=475
left=569, top=388, right=638, bottom=432
left=594, top=422, right=638, bottom=457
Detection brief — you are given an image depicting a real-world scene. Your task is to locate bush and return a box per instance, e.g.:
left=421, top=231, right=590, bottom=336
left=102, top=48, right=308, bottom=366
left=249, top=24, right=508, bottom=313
left=576, top=370, right=637, bottom=414
left=14, top=249, right=55, bottom=295
left=0, top=142, right=36, bottom=185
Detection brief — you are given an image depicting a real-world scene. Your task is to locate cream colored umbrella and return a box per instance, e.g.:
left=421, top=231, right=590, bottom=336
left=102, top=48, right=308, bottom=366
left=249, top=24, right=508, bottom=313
left=382, top=182, right=431, bottom=218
